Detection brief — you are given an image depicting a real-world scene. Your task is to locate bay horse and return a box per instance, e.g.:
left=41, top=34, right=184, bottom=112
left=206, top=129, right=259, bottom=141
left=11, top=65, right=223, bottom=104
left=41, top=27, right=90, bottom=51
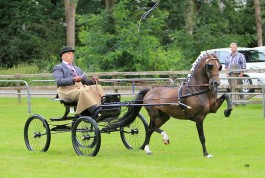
left=108, top=53, right=233, bottom=158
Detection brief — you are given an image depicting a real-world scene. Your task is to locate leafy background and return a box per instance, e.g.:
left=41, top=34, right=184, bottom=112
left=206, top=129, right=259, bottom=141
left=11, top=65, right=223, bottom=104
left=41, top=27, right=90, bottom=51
left=0, top=0, right=263, bottom=72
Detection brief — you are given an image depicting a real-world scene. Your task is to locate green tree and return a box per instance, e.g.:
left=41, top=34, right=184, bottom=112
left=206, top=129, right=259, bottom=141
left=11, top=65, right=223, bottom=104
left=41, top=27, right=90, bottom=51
left=77, top=0, right=183, bottom=72
left=77, top=0, right=105, bottom=15
left=1, top=0, right=264, bottom=71
left=171, top=0, right=255, bottom=68
left=0, top=0, right=65, bottom=69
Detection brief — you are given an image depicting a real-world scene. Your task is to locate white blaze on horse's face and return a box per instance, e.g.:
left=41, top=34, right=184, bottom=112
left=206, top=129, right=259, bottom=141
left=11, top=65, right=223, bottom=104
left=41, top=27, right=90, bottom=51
left=205, top=56, right=221, bottom=88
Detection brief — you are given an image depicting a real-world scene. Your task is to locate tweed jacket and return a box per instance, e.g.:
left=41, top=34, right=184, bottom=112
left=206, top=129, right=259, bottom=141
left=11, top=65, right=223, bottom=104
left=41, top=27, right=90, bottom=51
left=53, top=62, right=95, bottom=87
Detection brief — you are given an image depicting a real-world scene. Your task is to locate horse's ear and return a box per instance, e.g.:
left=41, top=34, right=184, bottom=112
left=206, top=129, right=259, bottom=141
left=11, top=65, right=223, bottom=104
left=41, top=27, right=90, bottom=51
left=213, top=52, right=218, bottom=58
left=206, top=51, right=211, bottom=58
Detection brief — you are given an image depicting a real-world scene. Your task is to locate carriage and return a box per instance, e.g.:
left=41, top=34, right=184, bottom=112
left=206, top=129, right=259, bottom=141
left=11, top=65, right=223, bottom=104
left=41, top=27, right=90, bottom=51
left=24, top=53, right=233, bottom=158
left=24, top=93, right=148, bottom=156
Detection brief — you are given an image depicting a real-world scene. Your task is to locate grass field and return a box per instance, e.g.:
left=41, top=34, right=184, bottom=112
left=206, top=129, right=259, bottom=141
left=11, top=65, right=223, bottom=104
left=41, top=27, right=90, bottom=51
left=1, top=97, right=265, bottom=178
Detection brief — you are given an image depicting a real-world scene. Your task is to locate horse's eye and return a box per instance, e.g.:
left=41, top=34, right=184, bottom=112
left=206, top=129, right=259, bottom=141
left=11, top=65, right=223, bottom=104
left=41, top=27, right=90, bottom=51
left=206, top=63, right=214, bottom=70
left=218, top=65, right=222, bottom=71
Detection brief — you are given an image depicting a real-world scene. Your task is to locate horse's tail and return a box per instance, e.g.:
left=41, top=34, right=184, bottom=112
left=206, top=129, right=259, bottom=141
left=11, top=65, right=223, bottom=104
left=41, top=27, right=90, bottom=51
left=107, top=88, right=150, bottom=129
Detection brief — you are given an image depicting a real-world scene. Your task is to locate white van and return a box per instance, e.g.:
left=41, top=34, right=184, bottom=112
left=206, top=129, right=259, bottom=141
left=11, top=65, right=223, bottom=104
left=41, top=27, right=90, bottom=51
left=253, top=46, right=265, bottom=62
left=201, top=47, right=265, bottom=93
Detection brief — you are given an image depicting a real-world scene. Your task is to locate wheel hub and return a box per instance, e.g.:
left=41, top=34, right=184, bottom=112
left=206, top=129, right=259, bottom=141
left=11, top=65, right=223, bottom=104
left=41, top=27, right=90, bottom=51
left=131, top=129, right=139, bottom=135
left=34, top=132, right=42, bottom=138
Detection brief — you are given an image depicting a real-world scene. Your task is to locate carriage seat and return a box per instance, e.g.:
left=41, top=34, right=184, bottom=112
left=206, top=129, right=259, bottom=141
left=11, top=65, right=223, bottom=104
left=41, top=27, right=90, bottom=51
left=53, top=94, right=78, bottom=106
left=51, top=94, right=121, bottom=122
left=50, top=94, right=78, bottom=121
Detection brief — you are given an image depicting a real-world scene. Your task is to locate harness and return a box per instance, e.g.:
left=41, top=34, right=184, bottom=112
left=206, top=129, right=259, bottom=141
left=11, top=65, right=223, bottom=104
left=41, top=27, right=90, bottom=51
left=178, top=82, right=210, bottom=100
left=177, top=55, right=221, bottom=118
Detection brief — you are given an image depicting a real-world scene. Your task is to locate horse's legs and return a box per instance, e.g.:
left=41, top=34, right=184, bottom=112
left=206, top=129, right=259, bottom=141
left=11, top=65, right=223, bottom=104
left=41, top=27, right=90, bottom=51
left=223, top=93, right=233, bottom=117
left=144, top=108, right=170, bottom=154
left=144, top=128, right=154, bottom=154
left=196, top=120, right=213, bottom=158
left=211, top=93, right=233, bottom=117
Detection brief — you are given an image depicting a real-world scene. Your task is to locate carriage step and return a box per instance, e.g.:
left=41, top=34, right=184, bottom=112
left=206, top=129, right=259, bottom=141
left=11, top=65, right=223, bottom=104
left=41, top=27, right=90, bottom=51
left=50, top=124, right=72, bottom=131
left=101, top=127, right=118, bottom=133
left=50, top=116, right=79, bottom=121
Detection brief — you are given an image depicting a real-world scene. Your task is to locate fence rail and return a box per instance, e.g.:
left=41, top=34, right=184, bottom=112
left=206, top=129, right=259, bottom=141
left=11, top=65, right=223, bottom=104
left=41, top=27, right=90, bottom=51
left=0, top=80, right=31, bottom=113
left=1, top=68, right=265, bottom=79
left=0, top=70, right=264, bottom=117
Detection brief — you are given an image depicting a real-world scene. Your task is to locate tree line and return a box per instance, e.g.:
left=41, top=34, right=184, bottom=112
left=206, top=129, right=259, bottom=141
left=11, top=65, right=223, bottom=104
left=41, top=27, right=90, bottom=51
left=0, top=0, right=264, bottom=72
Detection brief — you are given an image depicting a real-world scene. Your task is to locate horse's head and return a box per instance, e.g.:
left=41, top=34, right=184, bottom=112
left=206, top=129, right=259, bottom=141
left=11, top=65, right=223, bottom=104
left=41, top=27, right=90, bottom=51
left=189, top=52, right=222, bottom=89
left=204, top=52, right=222, bottom=88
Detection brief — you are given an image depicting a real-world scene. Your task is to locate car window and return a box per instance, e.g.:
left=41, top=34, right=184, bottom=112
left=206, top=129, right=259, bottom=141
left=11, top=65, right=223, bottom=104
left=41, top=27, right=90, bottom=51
left=243, top=50, right=265, bottom=62
left=218, top=51, right=230, bottom=64
left=202, top=48, right=265, bottom=66
left=258, top=51, right=265, bottom=61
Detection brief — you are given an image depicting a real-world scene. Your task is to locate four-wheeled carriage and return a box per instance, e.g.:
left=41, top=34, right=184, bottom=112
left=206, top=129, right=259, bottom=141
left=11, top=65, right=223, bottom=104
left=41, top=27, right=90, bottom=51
left=24, top=94, right=148, bottom=156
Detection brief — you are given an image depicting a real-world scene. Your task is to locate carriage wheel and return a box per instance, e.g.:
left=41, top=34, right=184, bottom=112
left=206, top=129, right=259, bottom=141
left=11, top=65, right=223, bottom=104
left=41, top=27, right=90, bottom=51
left=24, top=114, right=51, bottom=152
left=72, top=116, right=101, bottom=156
left=120, top=113, right=148, bottom=149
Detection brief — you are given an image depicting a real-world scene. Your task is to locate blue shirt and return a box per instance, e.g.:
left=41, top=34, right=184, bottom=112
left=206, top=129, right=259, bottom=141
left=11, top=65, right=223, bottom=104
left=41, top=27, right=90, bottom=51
left=225, top=52, right=246, bottom=69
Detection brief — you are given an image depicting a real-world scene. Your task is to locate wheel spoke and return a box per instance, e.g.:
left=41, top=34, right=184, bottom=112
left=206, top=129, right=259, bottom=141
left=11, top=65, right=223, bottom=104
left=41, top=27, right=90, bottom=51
left=120, top=114, right=147, bottom=149
left=72, top=117, right=101, bottom=156
left=24, top=115, right=51, bottom=152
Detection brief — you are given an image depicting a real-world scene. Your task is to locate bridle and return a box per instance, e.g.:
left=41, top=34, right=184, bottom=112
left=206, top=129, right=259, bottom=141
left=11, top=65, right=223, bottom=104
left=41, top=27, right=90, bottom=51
left=187, top=56, right=222, bottom=88
left=178, top=55, right=222, bottom=99
left=205, top=57, right=222, bottom=77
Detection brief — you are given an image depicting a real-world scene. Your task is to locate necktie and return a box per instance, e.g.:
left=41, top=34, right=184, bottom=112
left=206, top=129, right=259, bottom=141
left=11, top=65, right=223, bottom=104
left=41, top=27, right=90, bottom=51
left=68, top=64, right=77, bottom=76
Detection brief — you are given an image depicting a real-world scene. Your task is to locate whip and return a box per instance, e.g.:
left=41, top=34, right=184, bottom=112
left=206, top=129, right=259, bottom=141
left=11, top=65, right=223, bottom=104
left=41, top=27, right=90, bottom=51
left=82, top=2, right=159, bottom=76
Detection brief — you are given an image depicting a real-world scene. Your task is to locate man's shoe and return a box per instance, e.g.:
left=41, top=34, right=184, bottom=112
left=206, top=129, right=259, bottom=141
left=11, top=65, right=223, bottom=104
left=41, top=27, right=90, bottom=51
left=88, top=105, right=102, bottom=121
left=92, top=107, right=103, bottom=121
left=87, top=105, right=97, bottom=115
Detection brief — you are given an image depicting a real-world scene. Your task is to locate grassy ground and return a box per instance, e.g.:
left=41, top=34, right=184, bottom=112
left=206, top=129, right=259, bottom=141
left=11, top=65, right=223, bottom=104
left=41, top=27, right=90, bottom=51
left=0, top=97, right=265, bottom=178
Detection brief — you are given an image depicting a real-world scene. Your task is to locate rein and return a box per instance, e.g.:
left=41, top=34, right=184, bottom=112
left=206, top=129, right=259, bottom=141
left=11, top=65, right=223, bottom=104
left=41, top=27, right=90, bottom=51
left=185, top=84, right=210, bottom=87
left=178, top=82, right=211, bottom=99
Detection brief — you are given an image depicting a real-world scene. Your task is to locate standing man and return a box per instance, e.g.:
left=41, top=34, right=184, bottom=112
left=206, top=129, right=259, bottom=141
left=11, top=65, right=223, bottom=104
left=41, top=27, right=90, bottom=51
left=53, top=46, right=105, bottom=121
left=225, top=42, right=246, bottom=99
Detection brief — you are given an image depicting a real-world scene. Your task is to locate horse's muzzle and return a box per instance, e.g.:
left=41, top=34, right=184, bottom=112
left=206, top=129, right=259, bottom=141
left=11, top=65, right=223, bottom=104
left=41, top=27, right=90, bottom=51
left=209, top=78, right=220, bottom=88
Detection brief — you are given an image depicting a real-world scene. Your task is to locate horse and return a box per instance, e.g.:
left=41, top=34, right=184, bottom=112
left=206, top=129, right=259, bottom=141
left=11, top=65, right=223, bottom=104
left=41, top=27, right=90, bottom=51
left=108, top=53, right=233, bottom=158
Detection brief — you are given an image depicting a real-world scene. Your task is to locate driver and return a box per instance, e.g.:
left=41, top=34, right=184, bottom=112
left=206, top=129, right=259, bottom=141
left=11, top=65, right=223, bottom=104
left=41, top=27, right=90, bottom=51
left=52, top=46, right=105, bottom=121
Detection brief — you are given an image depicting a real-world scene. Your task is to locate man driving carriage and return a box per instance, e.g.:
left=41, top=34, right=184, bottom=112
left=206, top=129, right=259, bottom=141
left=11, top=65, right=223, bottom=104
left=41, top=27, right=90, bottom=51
left=52, top=46, right=105, bottom=121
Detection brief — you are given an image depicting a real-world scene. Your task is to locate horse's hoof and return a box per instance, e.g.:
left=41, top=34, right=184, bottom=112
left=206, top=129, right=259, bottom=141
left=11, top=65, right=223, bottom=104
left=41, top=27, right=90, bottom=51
left=205, top=154, right=213, bottom=158
left=162, top=139, right=170, bottom=145
left=144, top=145, right=152, bottom=154
left=224, top=109, right=232, bottom=117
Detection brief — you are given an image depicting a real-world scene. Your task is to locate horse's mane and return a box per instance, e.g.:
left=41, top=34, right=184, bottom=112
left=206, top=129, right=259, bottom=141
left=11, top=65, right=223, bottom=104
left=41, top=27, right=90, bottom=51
left=187, top=53, right=207, bottom=81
